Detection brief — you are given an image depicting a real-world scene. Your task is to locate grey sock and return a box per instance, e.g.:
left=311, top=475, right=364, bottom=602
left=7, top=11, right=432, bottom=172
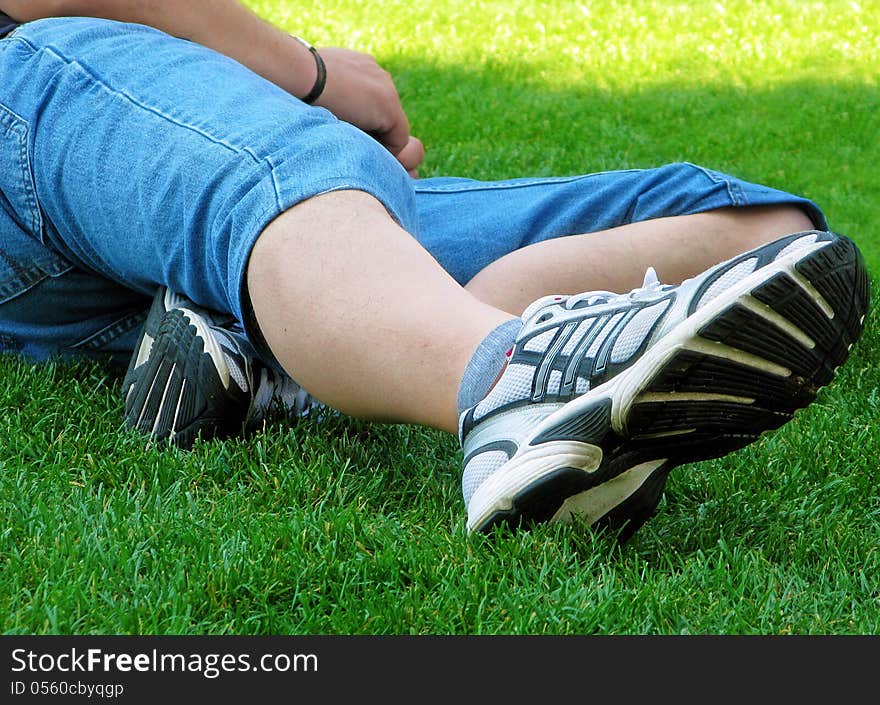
left=457, top=319, right=521, bottom=415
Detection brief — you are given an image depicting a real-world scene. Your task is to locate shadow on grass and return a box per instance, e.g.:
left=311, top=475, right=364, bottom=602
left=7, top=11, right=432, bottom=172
left=390, top=59, right=879, bottom=264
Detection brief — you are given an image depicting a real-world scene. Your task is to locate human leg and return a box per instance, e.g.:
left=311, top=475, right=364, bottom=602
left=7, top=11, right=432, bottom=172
left=465, top=205, right=814, bottom=314
left=0, top=17, right=511, bottom=438
left=0, top=27, right=152, bottom=366
left=128, top=158, right=836, bottom=445
left=0, top=194, right=149, bottom=365
left=245, top=189, right=513, bottom=433
left=411, top=165, right=826, bottom=314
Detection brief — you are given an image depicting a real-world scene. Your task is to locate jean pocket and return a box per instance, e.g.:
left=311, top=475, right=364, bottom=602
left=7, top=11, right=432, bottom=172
left=0, top=102, right=44, bottom=239
left=0, top=102, right=72, bottom=305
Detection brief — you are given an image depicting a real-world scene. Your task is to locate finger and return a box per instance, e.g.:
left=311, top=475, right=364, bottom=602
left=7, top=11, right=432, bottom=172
left=373, top=94, right=412, bottom=157
left=396, top=136, right=425, bottom=173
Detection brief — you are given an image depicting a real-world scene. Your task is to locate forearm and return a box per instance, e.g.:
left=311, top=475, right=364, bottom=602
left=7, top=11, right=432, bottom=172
left=0, top=0, right=318, bottom=98
left=1, top=0, right=425, bottom=171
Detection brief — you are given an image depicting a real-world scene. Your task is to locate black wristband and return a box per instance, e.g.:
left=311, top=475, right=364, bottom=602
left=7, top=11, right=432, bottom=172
left=291, top=35, right=326, bottom=104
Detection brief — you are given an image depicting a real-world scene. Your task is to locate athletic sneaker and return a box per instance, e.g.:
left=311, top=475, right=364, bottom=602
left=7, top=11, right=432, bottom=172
left=459, top=230, right=870, bottom=539
left=122, top=287, right=319, bottom=449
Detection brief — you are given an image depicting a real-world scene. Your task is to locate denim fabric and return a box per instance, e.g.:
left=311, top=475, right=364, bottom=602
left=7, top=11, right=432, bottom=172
left=0, top=17, right=827, bottom=366
left=413, top=167, right=826, bottom=285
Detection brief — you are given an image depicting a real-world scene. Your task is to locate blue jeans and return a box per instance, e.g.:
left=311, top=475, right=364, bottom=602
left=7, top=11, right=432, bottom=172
left=0, top=18, right=826, bottom=367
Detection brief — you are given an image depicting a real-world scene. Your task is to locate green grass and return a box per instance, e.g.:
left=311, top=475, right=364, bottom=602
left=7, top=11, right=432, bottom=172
left=2, top=0, right=879, bottom=634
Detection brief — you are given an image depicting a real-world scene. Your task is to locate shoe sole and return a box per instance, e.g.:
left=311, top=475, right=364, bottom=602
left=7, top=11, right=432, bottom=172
left=123, top=306, right=243, bottom=449
left=467, top=235, right=870, bottom=536
left=122, top=288, right=171, bottom=392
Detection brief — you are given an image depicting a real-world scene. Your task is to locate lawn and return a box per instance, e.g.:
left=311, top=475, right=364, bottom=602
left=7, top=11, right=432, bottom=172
left=2, top=0, right=878, bottom=635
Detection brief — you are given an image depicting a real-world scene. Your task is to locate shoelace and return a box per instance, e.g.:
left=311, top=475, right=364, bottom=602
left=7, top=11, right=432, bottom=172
left=522, top=267, right=669, bottom=320
left=566, top=267, right=666, bottom=309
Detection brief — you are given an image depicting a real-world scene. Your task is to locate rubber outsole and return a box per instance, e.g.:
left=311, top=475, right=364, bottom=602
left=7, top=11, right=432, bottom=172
left=471, top=235, right=870, bottom=538
left=122, top=308, right=248, bottom=449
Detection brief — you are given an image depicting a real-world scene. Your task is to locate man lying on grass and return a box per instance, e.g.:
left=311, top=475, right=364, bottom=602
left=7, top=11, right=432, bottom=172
left=0, top=0, right=869, bottom=541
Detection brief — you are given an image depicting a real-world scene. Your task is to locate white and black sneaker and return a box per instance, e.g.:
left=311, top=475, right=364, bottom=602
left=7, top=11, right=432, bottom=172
left=460, top=230, right=870, bottom=539
left=122, top=287, right=319, bottom=449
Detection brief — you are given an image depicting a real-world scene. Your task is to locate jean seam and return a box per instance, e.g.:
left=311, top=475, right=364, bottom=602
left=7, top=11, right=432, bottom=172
left=12, top=36, right=257, bottom=157
left=685, top=161, right=747, bottom=206
left=0, top=267, right=47, bottom=304
left=413, top=169, right=643, bottom=195
left=14, top=35, right=282, bottom=179
left=69, top=308, right=147, bottom=352
left=9, top=36, right=291, bottom=283
left=11, top=33, right=285, bottom=211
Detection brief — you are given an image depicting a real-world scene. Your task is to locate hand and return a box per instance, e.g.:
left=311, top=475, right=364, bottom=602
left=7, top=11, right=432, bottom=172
left=312, top=47, right=425, bottom=177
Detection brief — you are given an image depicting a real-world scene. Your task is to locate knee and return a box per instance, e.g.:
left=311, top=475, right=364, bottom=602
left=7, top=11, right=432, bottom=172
left=290, top=120, right=420, bottom=235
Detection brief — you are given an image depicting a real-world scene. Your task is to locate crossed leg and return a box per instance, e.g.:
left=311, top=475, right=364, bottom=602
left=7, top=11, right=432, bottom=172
left=243, top=191, right=872, bottom=536
left=247, top=190, right=516, bottom=434
left=246, top=193, right=815, bottom=434
left=245, top=186, right=819, bottom=434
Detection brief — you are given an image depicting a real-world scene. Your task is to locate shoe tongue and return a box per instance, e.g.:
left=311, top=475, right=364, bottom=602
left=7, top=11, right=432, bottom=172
left=642, top=266, right=660, bottom=288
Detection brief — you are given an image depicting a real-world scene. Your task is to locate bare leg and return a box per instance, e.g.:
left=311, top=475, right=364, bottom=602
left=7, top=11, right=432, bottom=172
left=465, top=205, right=815, bottom=314
left=247, top=190, right=515, bottom=434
